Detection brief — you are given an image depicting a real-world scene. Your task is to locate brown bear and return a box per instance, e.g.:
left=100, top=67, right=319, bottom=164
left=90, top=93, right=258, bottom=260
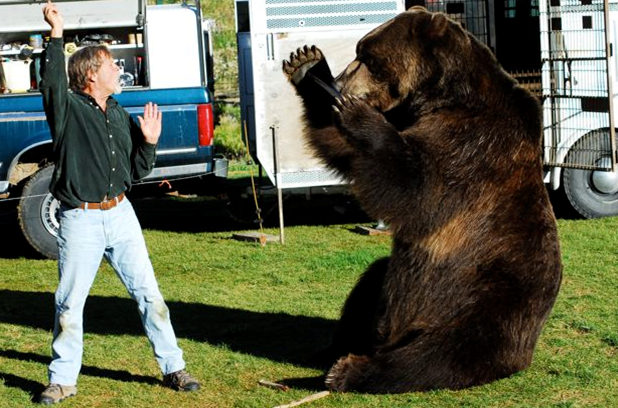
left=282, top=6, right=563, bottom=394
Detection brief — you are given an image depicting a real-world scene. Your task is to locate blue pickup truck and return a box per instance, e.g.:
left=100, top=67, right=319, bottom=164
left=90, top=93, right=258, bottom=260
left=0, top=0, right=226, bottom=258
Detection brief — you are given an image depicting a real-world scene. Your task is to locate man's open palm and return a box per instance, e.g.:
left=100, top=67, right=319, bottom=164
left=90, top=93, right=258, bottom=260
left=138, top=102, right=162, bottom=145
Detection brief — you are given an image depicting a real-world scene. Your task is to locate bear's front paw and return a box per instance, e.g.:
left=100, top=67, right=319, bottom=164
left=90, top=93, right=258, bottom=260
left=333, top=95, right=389, bottom=138
left=282, top=45, right=325, bottom=86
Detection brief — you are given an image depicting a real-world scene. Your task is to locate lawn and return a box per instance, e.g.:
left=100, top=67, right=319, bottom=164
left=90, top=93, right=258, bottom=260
left=1, top=187, right=618, bottom=407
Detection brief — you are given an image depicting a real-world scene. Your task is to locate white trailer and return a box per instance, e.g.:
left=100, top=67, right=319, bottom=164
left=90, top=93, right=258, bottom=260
left=235, top=0, right=405, bottom=192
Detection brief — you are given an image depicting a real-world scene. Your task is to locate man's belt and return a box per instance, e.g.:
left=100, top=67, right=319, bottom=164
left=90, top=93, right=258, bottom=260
left=79, top=192, right=125, bottom=211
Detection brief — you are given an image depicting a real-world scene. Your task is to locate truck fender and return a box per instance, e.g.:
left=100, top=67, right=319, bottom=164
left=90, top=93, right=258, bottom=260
left=6, top=141, right=53, bottom=187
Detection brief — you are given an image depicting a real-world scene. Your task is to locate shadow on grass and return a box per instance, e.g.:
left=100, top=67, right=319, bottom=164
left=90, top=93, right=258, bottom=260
left=0, top=371, right=46, bottom=403
left=0, top=349, right=161, bottom=386
left=0, top=290, right=336, bottom=371
left=0, top=198, right=44, bottom=260
left=0, top=349, right=160, bottom=401
left=0, top=175, right=580, bottom=261
left=0, top=354, right=327, bottom=396
left=0, top=350, right=160, bottom=400
left=0, top=178, right=370, bottom=260
left=130, top=184, right=369, bottom=234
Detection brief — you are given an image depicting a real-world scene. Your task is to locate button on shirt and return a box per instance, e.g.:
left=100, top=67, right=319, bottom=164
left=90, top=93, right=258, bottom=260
left=39, top=38, right=157, bottom=208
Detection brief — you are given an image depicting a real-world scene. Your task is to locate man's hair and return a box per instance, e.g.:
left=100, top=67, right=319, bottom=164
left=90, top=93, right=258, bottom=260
left=67, top=45, right=113, bottom=92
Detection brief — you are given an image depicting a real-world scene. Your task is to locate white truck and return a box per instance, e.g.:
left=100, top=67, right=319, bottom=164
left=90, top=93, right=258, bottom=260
left=0, top=0, right=225, bottom=258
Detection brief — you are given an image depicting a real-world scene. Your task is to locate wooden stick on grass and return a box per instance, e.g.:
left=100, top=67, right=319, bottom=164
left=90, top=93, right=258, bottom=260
left=258, top=379, right=290, bottom=392
left=271, top=390, right=331, bottom=408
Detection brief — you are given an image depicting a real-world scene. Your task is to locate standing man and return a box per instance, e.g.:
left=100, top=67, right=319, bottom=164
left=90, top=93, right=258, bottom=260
left=39, top=1, right=200, bottom=404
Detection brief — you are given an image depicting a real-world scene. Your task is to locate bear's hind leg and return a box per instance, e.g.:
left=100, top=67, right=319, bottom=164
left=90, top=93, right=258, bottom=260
left=326, top=323, right=524, bottom=393
left=325, top=345, right=457, bottom=394
left=315, top=258, right=389, bottom=367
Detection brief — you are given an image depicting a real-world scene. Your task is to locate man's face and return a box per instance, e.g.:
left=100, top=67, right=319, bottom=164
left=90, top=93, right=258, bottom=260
left=93, top=55, right=121, bottom=95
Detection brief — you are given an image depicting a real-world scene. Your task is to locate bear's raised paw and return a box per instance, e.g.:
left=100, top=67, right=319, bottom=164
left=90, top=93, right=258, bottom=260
left=282, top=45, right=325, bottom=86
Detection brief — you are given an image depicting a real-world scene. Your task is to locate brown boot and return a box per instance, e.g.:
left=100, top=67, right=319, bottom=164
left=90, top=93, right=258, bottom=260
left=162, top=369, right=200, bottom=392
left=39, top=383, right=77, bottom=405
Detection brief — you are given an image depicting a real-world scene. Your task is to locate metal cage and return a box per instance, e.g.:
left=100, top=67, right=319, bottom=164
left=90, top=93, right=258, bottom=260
left=540, top=0, right=617, bottom=170
left=425, top=0, right=491, bottom=44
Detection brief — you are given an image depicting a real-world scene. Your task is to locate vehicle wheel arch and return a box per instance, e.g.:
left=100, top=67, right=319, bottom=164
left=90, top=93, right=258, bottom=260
left=7, top=142, right=53, bottom=190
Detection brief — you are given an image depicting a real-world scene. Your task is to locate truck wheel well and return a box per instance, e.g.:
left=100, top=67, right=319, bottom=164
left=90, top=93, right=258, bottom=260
left=9, top=144, right=53, bottom=192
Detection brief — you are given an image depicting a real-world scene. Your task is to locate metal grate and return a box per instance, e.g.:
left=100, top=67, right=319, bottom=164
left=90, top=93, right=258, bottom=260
left=279, top=169, right=344, bottom=188
left=267, top=2, right=397, bottom=16
left=511, top=70, right=543, bottom=96
left=540, top=0, right=616, bottom=170
left=264, top=0, right=401, bottom=30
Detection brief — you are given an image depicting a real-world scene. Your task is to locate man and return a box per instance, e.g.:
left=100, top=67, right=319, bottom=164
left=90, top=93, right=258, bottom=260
left=39, top=1, right=200, bottom=404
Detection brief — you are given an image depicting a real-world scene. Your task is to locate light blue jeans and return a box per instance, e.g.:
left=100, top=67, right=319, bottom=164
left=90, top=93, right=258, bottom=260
left=49, top=197, right=185, bottom=386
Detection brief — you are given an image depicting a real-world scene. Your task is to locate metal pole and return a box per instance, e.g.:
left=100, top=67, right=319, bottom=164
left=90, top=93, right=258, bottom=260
left=602, top=0, right=617, bottom=171
left=271, top=126, right=285, bottom=244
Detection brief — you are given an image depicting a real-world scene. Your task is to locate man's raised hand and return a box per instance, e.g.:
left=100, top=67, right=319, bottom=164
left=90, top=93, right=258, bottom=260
left=138, top=102, right=162, bottom=145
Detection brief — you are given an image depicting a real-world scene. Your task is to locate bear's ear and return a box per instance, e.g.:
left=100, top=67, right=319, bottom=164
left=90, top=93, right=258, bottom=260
left=429, top=12, right=449, bottom=39
left=407, top=5, right=427, bottom=12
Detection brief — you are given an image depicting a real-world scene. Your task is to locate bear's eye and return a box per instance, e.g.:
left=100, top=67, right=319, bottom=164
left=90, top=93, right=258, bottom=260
left=357, top=55, right=373, bottom=70
left=363, top=57, right=385, bottom=78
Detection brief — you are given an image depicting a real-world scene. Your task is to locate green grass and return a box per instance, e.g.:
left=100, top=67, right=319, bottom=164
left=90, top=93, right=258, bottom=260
left=214, top=102, right=244, bottom=160
left=2, top=194, right=618, bottom=407
left=200, top=0, right=238, bottom=97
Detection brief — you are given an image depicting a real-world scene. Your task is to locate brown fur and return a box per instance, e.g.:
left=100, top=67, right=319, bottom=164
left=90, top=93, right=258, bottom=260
left=282, top=7, right=562, bottom=394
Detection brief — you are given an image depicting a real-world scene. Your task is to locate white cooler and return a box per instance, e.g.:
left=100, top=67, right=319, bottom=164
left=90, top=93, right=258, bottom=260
left=3, top=59, right=32, bottom=93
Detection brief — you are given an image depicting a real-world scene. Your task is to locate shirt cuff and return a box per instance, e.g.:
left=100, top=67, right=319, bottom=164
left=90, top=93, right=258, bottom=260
left=142, top=141, right=157, bottom=153
left=49, top=37, right=64, bottom=47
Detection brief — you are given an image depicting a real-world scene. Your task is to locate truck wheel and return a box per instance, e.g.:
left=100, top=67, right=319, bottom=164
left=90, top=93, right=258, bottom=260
left=18, top=164, right=60, bottom=259
left=563, top=130, right=618, bottom=218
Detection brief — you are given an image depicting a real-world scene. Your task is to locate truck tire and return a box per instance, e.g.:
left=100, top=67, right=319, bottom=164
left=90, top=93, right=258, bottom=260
left=563, top=130, right=618, bottom=218
left=18, top=164, right=60, bottom=259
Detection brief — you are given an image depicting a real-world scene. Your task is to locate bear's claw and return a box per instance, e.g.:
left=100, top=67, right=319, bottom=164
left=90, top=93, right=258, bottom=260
left=282, top=45, right=324, bottom=85
left=333, top=94, right=394, bottom=148
left=325, top=354, right=371, bottom=392
left=333, top=94, right=378, bottom=127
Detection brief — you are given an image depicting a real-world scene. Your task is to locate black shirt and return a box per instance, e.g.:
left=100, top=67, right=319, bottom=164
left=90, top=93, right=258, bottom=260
left=39, top=38, right=156, bottom=207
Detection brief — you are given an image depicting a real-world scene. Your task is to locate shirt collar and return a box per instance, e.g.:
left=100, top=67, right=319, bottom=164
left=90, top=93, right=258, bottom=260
left=73, top=89, right=118, bottom=108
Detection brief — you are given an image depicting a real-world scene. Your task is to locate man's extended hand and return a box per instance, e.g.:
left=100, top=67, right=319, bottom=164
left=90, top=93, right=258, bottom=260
left=43, top=0, right=64, bottom=38
left=138, top=102, right=162, bottom=145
